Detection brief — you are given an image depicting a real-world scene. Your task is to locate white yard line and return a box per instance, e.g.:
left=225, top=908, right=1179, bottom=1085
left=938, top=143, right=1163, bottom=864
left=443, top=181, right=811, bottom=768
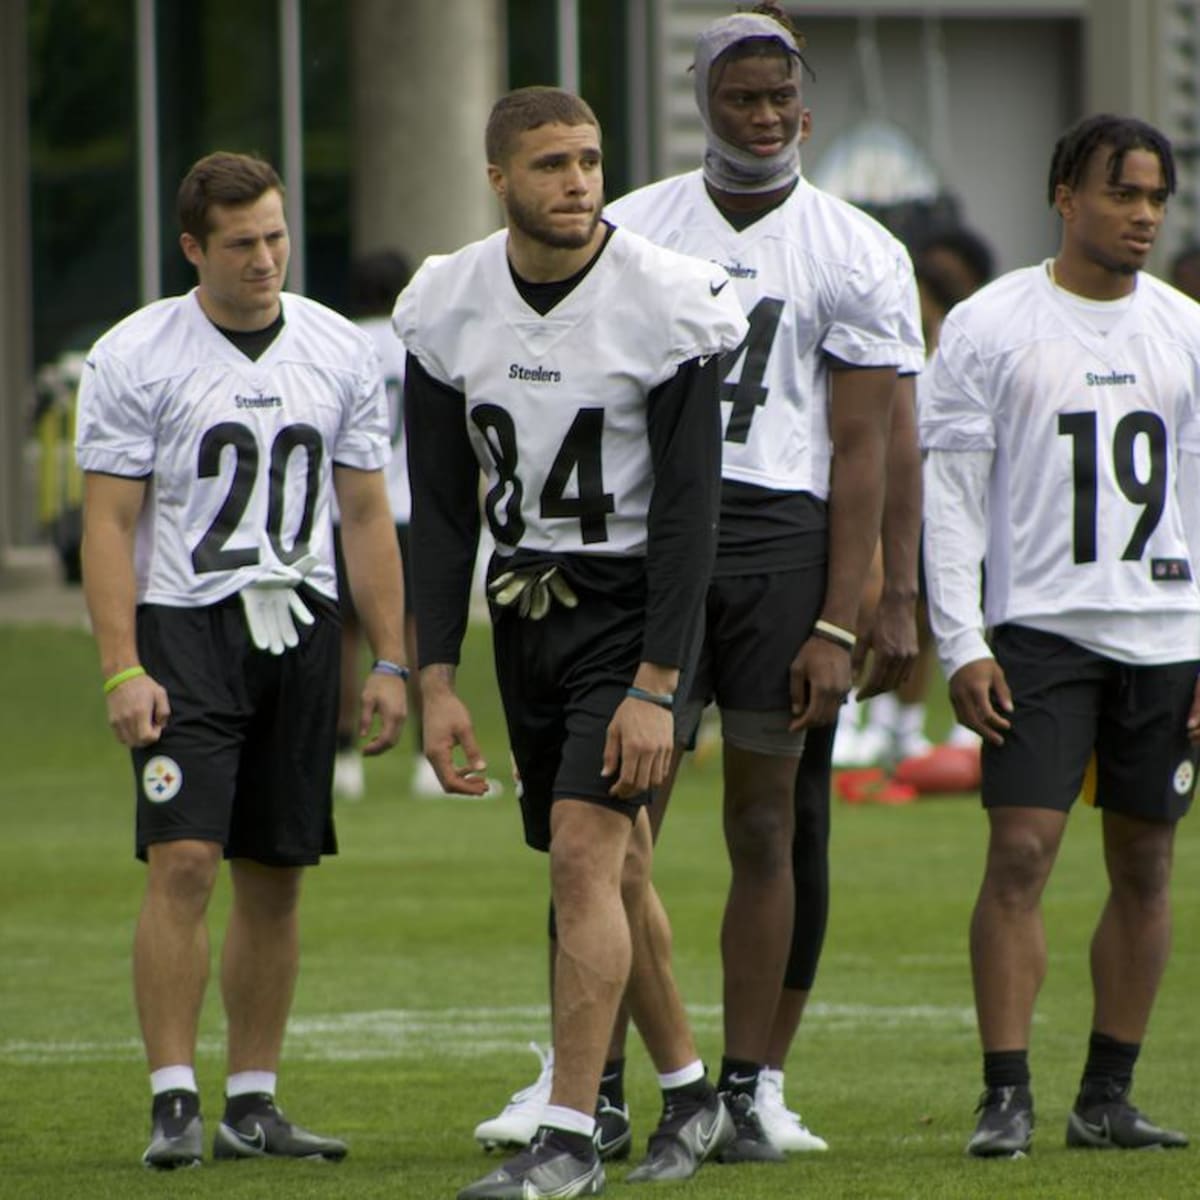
left=0, top=1001, right=976, bottom=1064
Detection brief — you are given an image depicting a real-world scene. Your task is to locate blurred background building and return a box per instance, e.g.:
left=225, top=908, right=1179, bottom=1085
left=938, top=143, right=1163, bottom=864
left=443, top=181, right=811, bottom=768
left=1, top=0, right=1198, bottom=577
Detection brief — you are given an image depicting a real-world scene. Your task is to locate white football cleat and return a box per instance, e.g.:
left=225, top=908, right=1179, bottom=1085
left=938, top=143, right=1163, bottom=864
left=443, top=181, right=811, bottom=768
left=474, top=1043, right=554, bottom=1151
left=755, top=1069, right=828, bottom=1152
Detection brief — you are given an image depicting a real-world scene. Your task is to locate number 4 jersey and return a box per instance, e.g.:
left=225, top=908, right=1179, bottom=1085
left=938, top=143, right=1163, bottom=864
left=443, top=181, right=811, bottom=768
left=921, top=262, right=1200, bottom=669
left=75, top=289, right=390, bottom=606
left=606, top=171, right=919, bottom=499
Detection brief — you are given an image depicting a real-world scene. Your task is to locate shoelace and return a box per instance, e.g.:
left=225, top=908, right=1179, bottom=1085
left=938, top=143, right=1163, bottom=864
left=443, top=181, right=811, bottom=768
left=504, top=1044, right=553, bottom=1107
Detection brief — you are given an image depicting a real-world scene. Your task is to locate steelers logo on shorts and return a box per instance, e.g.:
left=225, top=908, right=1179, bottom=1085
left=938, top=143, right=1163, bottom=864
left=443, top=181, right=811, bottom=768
left=1172, top=759, right=1195, bottom=797
left=143, top=755, right=183, bottom=803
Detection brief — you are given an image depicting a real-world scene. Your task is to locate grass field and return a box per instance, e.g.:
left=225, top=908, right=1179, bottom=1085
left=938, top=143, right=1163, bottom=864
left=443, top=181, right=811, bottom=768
left=0, top=619, right=1196, bottom=1199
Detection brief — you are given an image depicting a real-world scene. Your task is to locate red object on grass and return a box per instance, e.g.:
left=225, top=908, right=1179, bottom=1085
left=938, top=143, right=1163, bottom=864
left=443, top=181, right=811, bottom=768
left=893, top=744, right=982, bottom=795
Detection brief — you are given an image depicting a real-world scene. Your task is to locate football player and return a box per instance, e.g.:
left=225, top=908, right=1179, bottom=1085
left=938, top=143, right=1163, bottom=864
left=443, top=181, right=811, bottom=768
left=76, top=151, right=408, bottom=1168
left=923, top=113, right=1200, bottom=1157
left=396, top=86, right=748, bottom=1199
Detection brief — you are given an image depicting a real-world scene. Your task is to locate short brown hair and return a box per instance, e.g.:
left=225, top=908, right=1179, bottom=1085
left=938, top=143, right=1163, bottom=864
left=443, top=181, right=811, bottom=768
left=485, top=86, right=600, bottom=166
left=176, top=152, right=284, bottom=245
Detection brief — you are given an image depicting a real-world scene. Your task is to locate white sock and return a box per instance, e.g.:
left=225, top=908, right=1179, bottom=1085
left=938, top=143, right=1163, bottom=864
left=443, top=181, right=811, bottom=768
left=658, top=1059, right=704, bottom=1089
left=150, top=1065, right=197, bottom=1096
left=895, top=702, right=927, bottom=739
left=839, top=692, right=865, bottom=731
left=948, top=722, right=981, bottom=748
left=867, top=692, right=900, bottom=732
left=225, top=1070, right=277, bottom=1099
left=541, top=1104, right=595, bottom=1138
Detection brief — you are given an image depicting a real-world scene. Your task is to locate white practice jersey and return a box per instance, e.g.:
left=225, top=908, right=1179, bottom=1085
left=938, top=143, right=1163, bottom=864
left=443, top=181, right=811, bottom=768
left=921, top=264, right=1200, bottom=641
left=892, top=238, right=925, bottom=376
left=393, top=225, right=747, bottom=556
left=606, top=171, right=914, bottom=498
left=356, top=315, right=410, bottom=523
left=76, top=289, right=390, bottom=606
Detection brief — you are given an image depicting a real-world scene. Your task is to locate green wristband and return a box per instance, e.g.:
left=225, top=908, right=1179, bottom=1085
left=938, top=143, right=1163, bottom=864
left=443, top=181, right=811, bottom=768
left=103, top=665, right=147, bottom=695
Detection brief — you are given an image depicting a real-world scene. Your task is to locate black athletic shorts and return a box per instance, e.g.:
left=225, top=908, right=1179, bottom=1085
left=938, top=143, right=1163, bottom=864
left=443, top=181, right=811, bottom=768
left=676, top=565, right=825, bottom=755
left=982, top=623, right=1200, bottom=822
left=131, top=592, right=341, bottom=864
left=334, top=523, right=411, bottom=621
left=488, top=560, right=651, bottom=853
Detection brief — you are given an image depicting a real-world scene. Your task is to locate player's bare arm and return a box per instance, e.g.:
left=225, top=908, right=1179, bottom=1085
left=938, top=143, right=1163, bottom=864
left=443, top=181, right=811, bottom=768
left=604, top=663, right=679, bottom=799
left=857, top=373, right=921, bottom=699
left=791, top=362, right=896, bottom=729
left=333, top=464, right=408, bottom=754
left=81, top=471, right=171, bottom=747
left=948, top=657, right=1012, bottom=746
left=419, top=664, right=489, bottom=795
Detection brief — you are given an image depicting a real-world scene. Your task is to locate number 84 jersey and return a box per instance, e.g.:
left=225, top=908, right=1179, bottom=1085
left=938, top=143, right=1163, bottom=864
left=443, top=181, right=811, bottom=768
left=920, top=263, right=1200, bottom=624
left=393, top=225, right=747, bottom=556
left=75, top=290, right=390, bottom=606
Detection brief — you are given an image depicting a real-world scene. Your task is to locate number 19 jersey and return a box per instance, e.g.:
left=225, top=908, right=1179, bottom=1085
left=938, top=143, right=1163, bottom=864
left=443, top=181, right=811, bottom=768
left=606, top=171, right=917, bottom=499
left=921, top=264, right=1200, bottom=629
left=75, top=290, right=390, bottom=606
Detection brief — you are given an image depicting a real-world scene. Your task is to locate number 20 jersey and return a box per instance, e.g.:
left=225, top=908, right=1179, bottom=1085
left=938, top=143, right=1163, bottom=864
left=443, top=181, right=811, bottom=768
left=921, top=264, right=1200, bottom=624
left=392, top=225, right=747, bottom=556
left=75, top=290, right=390, bottom=606
left=606, top=171, right=917, bottom=498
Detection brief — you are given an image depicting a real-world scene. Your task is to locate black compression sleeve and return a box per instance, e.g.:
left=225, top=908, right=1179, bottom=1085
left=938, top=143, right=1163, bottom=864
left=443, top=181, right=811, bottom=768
left=403, top=353, right=481, bottom=667
left=642, top=355, right=721, bottom=666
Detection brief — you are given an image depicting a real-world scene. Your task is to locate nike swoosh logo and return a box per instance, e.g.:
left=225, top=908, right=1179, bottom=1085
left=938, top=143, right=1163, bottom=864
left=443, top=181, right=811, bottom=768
left=726, top=1073, right=757, bottom=1087
left=229, top=1122, right=267, bottom=1151
left=696, top=1112, right=723, bottom=1156
left=710, top=280, right=729, bottom=296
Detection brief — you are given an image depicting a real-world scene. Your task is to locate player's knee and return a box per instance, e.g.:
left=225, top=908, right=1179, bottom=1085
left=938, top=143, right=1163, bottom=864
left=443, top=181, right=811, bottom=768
left=1107, top=837, right=1173, bottom=909
left=725, top=797, right=793, bottom=875
left=983, top=829, right=1056, bottom=902
left=549, top=828, right=621, bottom=914
left=620, top=841, right=652, bottom=907
left=146, top=839, right=222, bottom=907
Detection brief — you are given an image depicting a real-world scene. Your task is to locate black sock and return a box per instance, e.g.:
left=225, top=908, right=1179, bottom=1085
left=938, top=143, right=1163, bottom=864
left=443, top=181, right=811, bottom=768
left=717, top=1056, right=760, bottom=1098
left=538, top=1126, right=595, bottom=1160
left=599, top=1058, right=625, bottom=1110
left=983, top=1049, right=1030, bottom=1091
left=336, top=730, right=355, bottom=752
left=662, top=1075, right=705, bottom=1099
left=1079, top=1031, right=1139, bottom=1100
left=223, top=1091, right=275, bottom=1123
left=152, top=1089, right=199, bottom=1120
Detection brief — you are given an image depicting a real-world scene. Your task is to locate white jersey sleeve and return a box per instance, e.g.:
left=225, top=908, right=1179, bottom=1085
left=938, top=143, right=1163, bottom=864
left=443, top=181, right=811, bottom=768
left=76, top=291, right=389, bottom=607
left=919, top=264, right=1200, bottom=659
left=892, top=239, right=926, bottom=376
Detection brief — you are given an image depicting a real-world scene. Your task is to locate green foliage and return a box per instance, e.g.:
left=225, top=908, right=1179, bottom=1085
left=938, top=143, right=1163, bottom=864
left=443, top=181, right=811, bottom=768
left=0, top=623, right=1196, bottom=1198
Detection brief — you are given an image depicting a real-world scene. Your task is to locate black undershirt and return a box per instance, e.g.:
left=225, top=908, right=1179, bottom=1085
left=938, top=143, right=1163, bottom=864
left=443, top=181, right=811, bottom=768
left=213, top=311, right=285, bottom=360
left=508, top=223, right=616, bottom=314
left=709, top=178, right=798, bottom=232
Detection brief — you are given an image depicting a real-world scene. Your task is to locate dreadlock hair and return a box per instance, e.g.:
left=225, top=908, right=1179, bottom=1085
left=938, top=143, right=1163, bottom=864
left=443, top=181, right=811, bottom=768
left=746, top=2, right=802, bottom=42
left=1046, top=114, right=1176, bottom=207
